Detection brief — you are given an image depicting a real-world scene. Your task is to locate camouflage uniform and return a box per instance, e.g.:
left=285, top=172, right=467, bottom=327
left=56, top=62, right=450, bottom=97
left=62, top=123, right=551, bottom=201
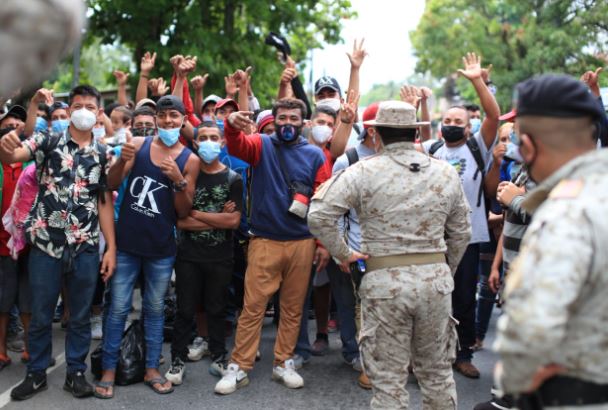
left=308, top=142, right=471, bottom=409
left=494, top=149, right=608, bottom=409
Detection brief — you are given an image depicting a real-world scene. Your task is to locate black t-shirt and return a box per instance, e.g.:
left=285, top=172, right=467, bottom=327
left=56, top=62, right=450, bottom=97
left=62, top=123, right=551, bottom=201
left=177, top=167, right=243, bottom=262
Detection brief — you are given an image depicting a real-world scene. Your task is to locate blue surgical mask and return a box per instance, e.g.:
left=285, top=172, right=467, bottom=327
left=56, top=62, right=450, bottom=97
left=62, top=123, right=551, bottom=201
left=470, top=118, right=481, bottom=135
left=197, top=140, right=222, bottom=164
left=35, top=117, right=48, bottom=132
left=216, top=119, right=224, bottom=133
left=51, top=119, right=69, bottom=134
left=158, top=126, right=181, bottom=146
left=505, top=142, right=524, bottom=163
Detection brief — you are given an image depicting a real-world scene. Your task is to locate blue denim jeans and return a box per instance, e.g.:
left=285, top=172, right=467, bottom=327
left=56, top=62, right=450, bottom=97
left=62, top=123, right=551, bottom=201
left=326, top=259, right=359, bottom=361
left=102, top=251, right=174, bottom=370
left=28, top=246, right=99, bottom=374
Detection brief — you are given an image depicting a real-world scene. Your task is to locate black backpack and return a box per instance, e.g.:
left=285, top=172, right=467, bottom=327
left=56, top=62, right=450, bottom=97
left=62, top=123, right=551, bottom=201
left=428, top=138, right=486, bottom=207
left=345, top=147, right=359, bottom=166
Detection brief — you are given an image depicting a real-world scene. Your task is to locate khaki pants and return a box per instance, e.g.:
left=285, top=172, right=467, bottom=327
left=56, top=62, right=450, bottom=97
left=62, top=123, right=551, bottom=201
left=231, top=237, right=316, bottom=371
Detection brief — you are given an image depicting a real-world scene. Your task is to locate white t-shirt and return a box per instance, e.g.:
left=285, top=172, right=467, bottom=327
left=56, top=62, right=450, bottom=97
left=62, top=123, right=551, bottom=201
left=423, top=133, right=494, bottom=244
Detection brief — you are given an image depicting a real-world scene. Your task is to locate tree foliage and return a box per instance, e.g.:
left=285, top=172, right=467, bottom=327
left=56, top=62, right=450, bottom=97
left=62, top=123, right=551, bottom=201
left=410, top=0, right=608, bottom=110
left=87, top=0, right=355, bottom=108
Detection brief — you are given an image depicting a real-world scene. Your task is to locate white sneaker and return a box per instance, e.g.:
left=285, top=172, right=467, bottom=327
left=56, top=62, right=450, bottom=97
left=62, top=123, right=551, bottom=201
left=272, top=359, right=304, bottom=389
left=165, top=358, right=186, bottom=385
left=188, top=337, right=210, bottom=361
left=214, top=363, right=249, bottom=395
left=91, top=314, right=103, bottom=340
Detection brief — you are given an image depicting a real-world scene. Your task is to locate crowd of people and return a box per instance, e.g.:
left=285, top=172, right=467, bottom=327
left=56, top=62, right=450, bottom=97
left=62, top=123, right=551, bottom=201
left=0, top=35, right=607, bottom=410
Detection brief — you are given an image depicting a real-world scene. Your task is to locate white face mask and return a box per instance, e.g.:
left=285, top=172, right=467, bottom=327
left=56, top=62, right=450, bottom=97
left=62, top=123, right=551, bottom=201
left=70, top=108, right=97, bottom=131
left=311, top=125, right=333, bottom=145
left=316, top=98, right=341, bottom=113
left=92, top=127, right=105, bottom=140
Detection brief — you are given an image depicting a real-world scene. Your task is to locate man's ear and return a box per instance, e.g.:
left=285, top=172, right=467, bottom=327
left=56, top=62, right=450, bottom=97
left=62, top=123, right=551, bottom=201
left=519, top=133, right=536, bottom=163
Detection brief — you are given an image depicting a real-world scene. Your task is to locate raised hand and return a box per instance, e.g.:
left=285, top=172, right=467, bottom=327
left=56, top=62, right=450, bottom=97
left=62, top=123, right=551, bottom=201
left=581, top=67, right=603, bottom=92
left=190, top=74, right=209, bottom=91
left=481, top=64, right=493, bottom=84
left=148, top=78, right=159, bottom=93
left=457, top=52, right=483, bottom=81
left=225, top=74, right=238, bottom=97
left=140, top=51, right=157, bottom=75
left=177, top=56, right=197, bottom=78
left=31, top=88, right=54, bottom=105
left=340, top=89, right=360, bottom=124
left=113, top=70, right=130, bottom=86
left=420, top=86, right=433, bottom=101
left=346, top=38, right=368, bottom=69
left=280, top=64, right=297, bottom=85
left=228, top=111, right=254, bottom=131
left=156, top=78, right=169, bottom=96
left=400, top=85, right=421, bottom=108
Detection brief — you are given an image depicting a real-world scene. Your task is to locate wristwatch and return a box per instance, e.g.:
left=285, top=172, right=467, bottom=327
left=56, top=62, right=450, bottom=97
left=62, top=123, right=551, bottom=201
left=173, top=179, right=187, bottom=192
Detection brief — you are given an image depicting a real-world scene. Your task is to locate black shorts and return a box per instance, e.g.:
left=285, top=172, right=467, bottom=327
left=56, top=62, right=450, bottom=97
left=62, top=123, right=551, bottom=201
left=0, top=255, right=31, bottom=314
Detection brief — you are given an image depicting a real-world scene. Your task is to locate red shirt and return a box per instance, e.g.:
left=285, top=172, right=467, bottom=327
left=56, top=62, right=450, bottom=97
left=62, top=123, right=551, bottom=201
left=321, top=147, right=334, bottom=183
left=0, top=162, right=23, bottom=256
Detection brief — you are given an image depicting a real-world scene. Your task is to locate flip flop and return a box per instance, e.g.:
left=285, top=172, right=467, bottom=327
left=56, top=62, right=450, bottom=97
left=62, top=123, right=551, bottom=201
left=144, top=377, right=174, bottom=395
left=94, top=380, right=114, bottom=399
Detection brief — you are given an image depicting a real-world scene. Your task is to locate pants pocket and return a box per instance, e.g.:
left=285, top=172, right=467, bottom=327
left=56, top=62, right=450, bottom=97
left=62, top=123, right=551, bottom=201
left=446, top=316, right=459, bottom=363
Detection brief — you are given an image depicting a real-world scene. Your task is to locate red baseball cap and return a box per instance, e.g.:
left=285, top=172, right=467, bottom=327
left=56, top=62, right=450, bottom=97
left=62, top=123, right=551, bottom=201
left=214, top=98, right=239, bottom=112
left=499, top=108, right=517, bottom=122
left=362, top=102, right=380, bottom=129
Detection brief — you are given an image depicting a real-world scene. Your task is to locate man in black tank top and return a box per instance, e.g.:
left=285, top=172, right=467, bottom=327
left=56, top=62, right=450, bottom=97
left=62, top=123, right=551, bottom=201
left=96, top=96, right=200, bottom=399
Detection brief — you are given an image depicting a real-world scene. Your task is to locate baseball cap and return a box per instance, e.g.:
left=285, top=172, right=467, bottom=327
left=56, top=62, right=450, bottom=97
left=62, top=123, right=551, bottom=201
left=135, top=98, right=157, bottom=110
left=202, top=94, right=221, bottom=110
left=0, top=105, right=27, bottom=123
left=314, top=76, right=341, bottom=96
left=358, top=102, right=380, bottom=140
left=499, top=108, right=517, bottom=122
left=49, top=101, right=69, bottom=115
left=516, top=74, right=603, bottom=120
left=156, top=95, right=185, bottom=115
left=215, top=98, right=239, bottom=112
left=256, top=109, right=274, bottom=133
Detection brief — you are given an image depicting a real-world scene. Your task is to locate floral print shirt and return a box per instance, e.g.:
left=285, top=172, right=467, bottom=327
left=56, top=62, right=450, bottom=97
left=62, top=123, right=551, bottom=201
left=23, top=130, right=107, bottom=259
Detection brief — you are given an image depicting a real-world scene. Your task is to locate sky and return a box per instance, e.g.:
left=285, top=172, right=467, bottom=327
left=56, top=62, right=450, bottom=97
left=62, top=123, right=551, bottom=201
left=307, top=0, right=426, bottom=95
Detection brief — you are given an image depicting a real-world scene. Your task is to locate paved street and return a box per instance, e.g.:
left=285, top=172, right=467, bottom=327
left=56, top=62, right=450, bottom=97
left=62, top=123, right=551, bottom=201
left=0, top=312, right=499, bottom=409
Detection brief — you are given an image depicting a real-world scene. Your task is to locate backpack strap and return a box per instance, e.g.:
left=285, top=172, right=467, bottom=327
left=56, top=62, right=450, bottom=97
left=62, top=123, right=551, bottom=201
left=465, top=138, right=486, bottom=207
left=345, top=147, right=359, bottom=166
left=428, top=140, right=445, bottom=156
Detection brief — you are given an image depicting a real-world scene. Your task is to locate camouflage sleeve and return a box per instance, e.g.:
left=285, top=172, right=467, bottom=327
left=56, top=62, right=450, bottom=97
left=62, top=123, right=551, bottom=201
left=494, top=202, right=593, bottom=393
left=444, top=168, right=472, bottom=273
left=308, top=168, right=359, bottom=261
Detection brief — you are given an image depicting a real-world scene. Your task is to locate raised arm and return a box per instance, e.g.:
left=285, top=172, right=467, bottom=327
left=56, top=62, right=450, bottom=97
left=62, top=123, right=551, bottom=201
left=278, top=58, right=297, bottom=100
left=136, top=51, right=156, bottom=103
left=24, top=89, right=53, bottom=137
left=190, top=74, right=208, bottom=117
left=113, top=70, right=130, bottom=106
left=225, top=111, right=263, bottom=166
left=345, top=39, right=367, bottom=102
left=235, top=67, right=252, bottom=113
left=330, top=90, right=359, bottom=160
left=457, top=52, right=500, bottom=149
left=419, top=87, right=433, bottom=141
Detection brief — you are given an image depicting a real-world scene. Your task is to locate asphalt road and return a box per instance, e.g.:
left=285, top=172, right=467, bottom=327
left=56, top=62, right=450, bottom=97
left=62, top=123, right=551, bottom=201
left=0, top=312, right=499, bottom=410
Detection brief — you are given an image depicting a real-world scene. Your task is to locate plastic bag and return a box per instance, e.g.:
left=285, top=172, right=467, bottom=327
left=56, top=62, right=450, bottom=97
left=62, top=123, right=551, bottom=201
left=89, top=320, right=146, bottom=385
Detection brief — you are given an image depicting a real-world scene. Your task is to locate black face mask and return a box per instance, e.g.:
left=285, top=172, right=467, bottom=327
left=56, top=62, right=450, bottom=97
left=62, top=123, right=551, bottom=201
left=276, top=124, right=302, bottom=142
left=441, top=125, right=466, bottom=143
left=131, top=127, right=156, bottom=137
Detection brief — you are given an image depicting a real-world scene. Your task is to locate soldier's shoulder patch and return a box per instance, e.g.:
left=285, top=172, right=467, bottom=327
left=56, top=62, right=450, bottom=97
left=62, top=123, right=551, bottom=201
left=313, top=170, right=344, bottom=201
left=549, top=179, right=584, bottom=200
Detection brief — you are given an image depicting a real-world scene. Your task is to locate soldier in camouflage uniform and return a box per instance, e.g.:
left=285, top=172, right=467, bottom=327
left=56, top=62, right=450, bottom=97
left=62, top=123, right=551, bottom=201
left=308, top=101, right=471, bottom=409
left=494, top=74, right=608, bottom=409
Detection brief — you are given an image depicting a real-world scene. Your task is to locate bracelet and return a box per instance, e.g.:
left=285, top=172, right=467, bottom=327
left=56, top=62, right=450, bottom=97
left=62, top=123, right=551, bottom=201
left=172, top=179, right=187, bottom=192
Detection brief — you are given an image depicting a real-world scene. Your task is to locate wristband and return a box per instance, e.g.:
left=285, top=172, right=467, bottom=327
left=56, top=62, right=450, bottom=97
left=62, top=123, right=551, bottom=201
left=173, top=179, right=187, bottom=192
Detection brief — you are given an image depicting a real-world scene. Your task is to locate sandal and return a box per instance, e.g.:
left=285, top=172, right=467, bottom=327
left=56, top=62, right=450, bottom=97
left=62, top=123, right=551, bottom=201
left=94, top=380, right=115, bottom=399
left=144, top=377, right=174, bottom=395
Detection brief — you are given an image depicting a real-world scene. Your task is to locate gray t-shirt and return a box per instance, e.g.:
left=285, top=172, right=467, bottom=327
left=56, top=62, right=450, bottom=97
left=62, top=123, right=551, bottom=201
left=423, top=133, right=494, bottom=244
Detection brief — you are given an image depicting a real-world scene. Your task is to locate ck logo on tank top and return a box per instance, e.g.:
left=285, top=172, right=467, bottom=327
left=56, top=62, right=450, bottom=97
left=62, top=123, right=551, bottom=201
left=128, top=175, right=168, bottom=217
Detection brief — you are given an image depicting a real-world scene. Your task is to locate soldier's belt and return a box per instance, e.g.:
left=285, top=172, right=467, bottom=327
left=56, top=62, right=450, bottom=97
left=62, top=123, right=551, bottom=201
left=366, top=253, right=446, bottom=272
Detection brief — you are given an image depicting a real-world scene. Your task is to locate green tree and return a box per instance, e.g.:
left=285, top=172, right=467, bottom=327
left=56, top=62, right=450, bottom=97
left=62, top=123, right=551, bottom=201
left=410, top=0, right=608, bottom=110
left=87, top=0, right=355, bottom=108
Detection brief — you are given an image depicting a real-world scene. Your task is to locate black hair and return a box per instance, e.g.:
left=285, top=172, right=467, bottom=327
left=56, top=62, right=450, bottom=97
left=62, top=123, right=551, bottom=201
left=272, top=98, right=307, bottom=120
left=195, top=121, right=222, bottom=139
left=375, top=126, right=417, bottom=145
left=69, top=84, right=101, bottom=107
left=37, top=103, right=50, bottom=119
left=104, top=102, right=121, bottom=118
left=132, top=106, right=156, bottom=119
left=312, top=106, right=337, bottom=121
left=464, top=103, right=480, bottom=112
